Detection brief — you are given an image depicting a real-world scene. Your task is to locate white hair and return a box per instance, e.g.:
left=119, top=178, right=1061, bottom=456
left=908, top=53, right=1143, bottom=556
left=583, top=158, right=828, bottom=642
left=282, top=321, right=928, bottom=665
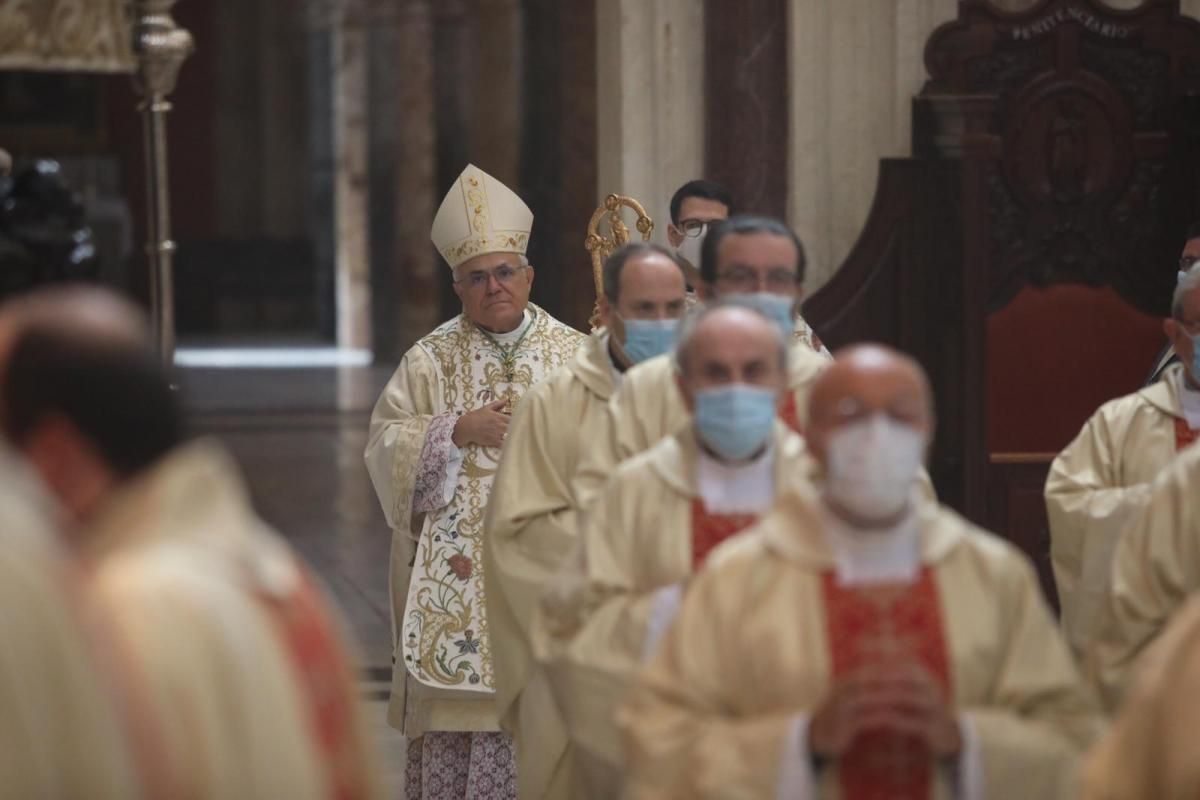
left=1174, top=263, right=1200, bottom=319
left=673, top=299, right=788, bottom=376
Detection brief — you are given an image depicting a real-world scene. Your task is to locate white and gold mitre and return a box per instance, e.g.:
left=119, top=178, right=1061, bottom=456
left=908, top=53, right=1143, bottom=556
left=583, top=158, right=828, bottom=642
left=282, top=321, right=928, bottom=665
left=431, top=164, right=533, bottom=270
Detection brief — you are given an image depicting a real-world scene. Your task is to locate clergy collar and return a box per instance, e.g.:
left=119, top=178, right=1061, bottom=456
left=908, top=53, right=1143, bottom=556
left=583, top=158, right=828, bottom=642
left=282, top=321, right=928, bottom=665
left=821, top=502, right=921, bottom=585
left=647, top=420, right=802, bottom=499
left=695, top=439, right=776, bottom=515
left=759, top=480, right=963, bottom=570
left=479, top=308, right=534, bottom=345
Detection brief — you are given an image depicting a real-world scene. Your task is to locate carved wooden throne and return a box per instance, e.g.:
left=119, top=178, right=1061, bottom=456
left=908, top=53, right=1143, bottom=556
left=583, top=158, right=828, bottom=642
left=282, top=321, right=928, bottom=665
left=802, top=0, right=1200, bottom=600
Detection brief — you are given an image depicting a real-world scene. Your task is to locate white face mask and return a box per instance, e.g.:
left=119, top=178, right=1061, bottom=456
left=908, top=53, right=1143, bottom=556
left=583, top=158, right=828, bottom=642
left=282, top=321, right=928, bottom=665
left=675, top=225, right=707, bottom=273
left=825, top=414, right=925, bottom=523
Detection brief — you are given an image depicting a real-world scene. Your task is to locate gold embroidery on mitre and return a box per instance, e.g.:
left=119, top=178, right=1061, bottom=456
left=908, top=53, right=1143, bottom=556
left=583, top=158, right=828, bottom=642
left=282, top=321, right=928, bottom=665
left=433, top=164, right=533, bottom=269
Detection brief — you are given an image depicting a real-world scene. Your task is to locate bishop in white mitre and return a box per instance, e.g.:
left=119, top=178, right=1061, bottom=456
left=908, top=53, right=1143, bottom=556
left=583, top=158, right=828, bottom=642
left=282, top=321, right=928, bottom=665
left=1046, top=263, right=1200, bottom=657
left=365, top=164, right=585, bottom=796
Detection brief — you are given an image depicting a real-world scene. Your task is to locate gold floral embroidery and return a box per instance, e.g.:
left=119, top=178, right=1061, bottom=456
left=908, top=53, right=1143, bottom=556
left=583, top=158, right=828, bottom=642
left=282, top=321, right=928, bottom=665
left=402, top=305, right=584, bottom=691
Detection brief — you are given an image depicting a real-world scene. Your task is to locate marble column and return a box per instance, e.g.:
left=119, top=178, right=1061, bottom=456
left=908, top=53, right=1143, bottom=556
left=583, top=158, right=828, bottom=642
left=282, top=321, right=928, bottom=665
left=595, top=0, right=705, bottom=238
left=786, top=0, right=957, bottom=291
left=470, top=0, right=522, bottom=188
left=368, top=0, right=438, bottom=359
left=523, top=0, right=598, bottom=330
left=705, top=0, right=788, bottom=219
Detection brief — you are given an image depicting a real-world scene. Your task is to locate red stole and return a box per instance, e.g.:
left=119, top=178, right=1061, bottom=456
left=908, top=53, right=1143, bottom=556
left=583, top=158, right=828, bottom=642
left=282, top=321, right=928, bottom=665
left=780, top=392, right=803, bottom=434
left=256, top=567, right=366, bottom=800
left=821, top=567, right=951, bottom=800
left=1175, top=417, right=1199, bottom=450
left=690, top=499, right=758, bottom=569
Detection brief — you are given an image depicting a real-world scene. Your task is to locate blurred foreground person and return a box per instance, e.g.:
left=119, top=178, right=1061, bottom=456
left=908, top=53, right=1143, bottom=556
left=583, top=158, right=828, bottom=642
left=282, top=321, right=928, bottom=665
left=0, top=448, right=146, bottom=797
left=534, top=301, right=809, bottom=798
left=619, top=345, right=1099, bottom=799
left=1083, top=596, right=1200, bottom=800
left=0, top=286, right=380, bottom=799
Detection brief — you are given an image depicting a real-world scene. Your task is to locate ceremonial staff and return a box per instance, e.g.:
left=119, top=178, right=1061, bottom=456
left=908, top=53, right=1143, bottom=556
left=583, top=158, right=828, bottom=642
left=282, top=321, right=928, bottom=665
left=132, top=0, right=193, bottom=365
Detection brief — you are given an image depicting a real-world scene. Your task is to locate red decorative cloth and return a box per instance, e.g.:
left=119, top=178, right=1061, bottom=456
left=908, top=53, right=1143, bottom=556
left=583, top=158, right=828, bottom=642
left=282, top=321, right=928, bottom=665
left=1175, top=416, right=1199, bottom=451
left=690, top=500, right=758, bottom=569
left=257, top=567, right=367, bottom=800
left=820, top=567, right=952, bottom=800
left=779, top=392, right=803, bottom=434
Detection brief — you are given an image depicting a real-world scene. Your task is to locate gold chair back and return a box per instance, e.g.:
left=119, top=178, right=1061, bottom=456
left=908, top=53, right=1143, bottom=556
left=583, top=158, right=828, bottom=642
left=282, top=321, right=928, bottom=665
left=584, top=193, right=654, bottom=328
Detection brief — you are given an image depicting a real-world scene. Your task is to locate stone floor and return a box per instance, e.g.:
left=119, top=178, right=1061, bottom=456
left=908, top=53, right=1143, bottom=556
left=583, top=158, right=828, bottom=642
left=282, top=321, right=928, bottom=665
left=180, top=363, right=407, bottom=794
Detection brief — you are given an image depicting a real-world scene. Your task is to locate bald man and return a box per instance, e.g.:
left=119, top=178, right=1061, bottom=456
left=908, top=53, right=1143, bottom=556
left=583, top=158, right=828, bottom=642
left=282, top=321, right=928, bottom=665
left=532, top=301, right=811, bottom=799
left=618, top=345, right=1099, bottom=800
left=0, top=287, right=381, bottom=799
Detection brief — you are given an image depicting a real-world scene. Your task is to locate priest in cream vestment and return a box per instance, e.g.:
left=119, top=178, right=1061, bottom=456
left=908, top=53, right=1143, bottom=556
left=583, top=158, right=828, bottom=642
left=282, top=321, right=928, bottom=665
left=572, top=215, right=828, bottom=510
left=483, top=242, right=688, bottom=799
left=1046, top=265, right=1200, bottom=656
left=1082, top=595, right=1200, bottom=800
left=619, top=345, right=1099, bottom=799
left=537, top=302, right=811, bottom=798
left=1087, top=441, right=1200, bottom=709
left=0, top=448, right=144, bottom=798
left=365, top=164, right=584, bottom=795
left=0, top=287, right=381, bottom=800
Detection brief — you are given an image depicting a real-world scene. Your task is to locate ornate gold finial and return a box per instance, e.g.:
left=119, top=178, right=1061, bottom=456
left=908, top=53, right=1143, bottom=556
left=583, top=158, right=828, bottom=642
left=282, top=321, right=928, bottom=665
left=584, top=193, right=654, bottom=328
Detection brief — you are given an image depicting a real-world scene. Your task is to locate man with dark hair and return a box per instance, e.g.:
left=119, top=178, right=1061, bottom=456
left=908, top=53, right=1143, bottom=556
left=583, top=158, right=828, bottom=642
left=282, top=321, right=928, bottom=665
left=665, top=179, right=732, bottom=289
left=483, top=241, right=687, bottom=799
left=572, top=214, right=829, bottom=510
left=0, top=286, right=381, bottom=799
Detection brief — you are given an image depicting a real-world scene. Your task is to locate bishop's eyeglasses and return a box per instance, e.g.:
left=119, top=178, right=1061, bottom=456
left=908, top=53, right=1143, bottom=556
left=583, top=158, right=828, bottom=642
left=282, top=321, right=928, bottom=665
left=454, top=264, right=527, bottom=290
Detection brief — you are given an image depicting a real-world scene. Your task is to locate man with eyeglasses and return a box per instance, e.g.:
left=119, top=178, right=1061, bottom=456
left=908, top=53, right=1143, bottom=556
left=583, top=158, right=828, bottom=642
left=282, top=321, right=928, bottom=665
left=571, top=214, right=829, bottom=511
left=665, top=179, right=733, bottom=287
left=365, top=164, right=584, bottom=798
left=1046, top=259, right=1200, bottom=660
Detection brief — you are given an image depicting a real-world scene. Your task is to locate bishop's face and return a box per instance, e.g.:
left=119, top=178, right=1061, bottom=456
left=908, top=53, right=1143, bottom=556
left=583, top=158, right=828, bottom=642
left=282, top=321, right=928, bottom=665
left=452, top=252, right=535, bottom=334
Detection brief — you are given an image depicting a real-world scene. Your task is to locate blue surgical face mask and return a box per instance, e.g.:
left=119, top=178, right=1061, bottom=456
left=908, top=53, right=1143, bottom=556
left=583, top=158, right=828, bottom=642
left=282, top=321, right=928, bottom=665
left=723, top=292, right=796, bottom=339
left=692, top=384, right=777, bottom=461
left=1190, top=333, right=1200, bottom=380
left=619, top=317, right=680, bottom=365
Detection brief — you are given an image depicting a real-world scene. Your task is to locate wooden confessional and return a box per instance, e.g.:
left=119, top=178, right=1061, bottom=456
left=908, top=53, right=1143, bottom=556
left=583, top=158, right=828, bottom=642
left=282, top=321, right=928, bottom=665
left=802, top=0, right=1200, bottom=603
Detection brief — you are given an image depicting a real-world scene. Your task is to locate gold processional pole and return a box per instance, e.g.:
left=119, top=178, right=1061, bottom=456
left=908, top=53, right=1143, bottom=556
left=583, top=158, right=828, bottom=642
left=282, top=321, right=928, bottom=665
left=132, top=0, right=193, bottom=366
left=584, top=193, right=654, bottom=329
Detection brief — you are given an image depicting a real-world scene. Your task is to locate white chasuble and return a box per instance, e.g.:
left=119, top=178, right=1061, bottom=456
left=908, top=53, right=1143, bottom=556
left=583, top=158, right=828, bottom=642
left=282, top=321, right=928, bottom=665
left=366, top=304, right=584, bottom=732
left=1046, top=363, right=1199, bottom=656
